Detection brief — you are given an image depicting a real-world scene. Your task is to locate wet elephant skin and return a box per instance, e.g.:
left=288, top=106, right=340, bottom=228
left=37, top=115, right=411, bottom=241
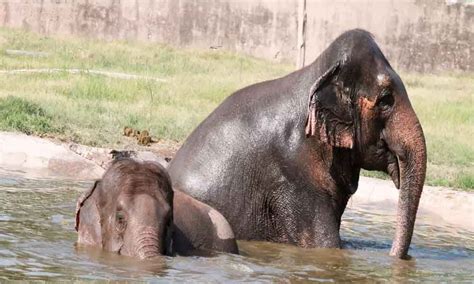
left=169, top=29, right=427, bottom=259
left=75, top=158, right=238, bottom=259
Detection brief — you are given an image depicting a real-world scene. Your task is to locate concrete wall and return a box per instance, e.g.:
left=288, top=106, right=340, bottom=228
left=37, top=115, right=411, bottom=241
left=303, top=0, right=473, bottom=72
left=0, top=0, right=298, bottom=62
left=0, top=0, right=472, bottom=72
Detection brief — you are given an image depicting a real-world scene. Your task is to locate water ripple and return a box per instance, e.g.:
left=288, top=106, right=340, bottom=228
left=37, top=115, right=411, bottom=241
left=0, top=173, right=473, bottom=281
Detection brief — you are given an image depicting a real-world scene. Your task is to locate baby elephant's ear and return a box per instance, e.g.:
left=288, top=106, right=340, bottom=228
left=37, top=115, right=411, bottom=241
left=75, top=180, right=100, bottom=231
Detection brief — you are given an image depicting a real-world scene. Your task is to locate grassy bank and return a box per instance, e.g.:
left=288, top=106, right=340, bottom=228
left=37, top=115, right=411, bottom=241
left=0, top=28, right=292, bottom=144
left=0, top=28, right=472, bottom=190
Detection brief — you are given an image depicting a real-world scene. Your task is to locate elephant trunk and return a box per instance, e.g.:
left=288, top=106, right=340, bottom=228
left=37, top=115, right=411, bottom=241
left=384, top=103, right=427, bottom=259
left=135, top=226, right=163, bottom=259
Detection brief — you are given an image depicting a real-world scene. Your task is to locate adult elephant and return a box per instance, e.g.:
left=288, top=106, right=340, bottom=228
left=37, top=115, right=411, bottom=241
left=168, top=29, right=426, bottom=259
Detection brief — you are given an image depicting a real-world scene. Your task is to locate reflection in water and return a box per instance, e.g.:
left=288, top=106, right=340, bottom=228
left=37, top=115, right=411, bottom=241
left=0, top=172, right=473, bottom=281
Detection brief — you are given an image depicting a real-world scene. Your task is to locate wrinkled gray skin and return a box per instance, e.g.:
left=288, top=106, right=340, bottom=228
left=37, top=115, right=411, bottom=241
left=169, top=29, right=427, bottom=259
left=75, top=159, right=238, bottom=259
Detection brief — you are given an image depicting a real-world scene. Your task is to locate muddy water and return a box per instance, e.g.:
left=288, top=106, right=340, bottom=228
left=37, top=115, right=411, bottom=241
left=1, top=170, right=473, bottom=282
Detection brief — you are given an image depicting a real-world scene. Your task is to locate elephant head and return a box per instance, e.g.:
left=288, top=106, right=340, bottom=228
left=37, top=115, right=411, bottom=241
left=305, top=30, right=427, bottom=258
left=75, top=158, right=174, bottom=259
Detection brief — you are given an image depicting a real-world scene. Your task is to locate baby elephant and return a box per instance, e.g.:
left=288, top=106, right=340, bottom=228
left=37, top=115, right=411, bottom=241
left=75, top=158, right=238, bottom=259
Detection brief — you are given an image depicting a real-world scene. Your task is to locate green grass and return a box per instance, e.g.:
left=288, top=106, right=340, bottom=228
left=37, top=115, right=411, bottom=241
left=0, top=27, right=472, bottom=190
left=0, top=96, right=64, bottom=135
left=405, top=73, right=473, bottom=190
left=0, top=28, right=292, bottom=146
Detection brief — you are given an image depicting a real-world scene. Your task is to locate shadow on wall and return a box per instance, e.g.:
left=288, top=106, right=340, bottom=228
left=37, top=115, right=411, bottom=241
left=0, top=0, right=471, bottom=72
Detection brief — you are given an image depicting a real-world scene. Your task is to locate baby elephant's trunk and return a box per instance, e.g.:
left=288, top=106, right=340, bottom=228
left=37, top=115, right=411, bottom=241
left=135, top=226, right=164, bottom=259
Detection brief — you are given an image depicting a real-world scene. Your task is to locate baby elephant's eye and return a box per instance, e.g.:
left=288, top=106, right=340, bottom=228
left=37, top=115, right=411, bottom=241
left=116, top=211, right=125, bottom=222
left=116, top=211, right=127, bottom=232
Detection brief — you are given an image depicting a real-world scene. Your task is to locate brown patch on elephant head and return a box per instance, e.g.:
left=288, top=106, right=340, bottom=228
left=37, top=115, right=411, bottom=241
left=359, top=96, right=377, bottom=118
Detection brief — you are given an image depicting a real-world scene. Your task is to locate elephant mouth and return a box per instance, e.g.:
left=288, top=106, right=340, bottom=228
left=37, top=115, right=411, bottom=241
left=387, top=153, right=400, bottom=189
left=380, top=132, right=400, bottom=189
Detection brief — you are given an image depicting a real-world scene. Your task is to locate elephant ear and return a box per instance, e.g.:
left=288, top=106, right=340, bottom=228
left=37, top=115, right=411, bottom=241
left=305, top=61, right=355, bottom=149
left=75, top=180, right=102, bottom=246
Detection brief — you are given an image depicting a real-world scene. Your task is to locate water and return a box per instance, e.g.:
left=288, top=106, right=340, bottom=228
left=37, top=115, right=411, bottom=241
left=1, top=170, right=473, bottom=282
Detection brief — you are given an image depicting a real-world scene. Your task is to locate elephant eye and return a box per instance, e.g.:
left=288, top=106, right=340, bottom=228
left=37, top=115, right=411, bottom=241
left=377, top=90, right=394, bottom=110
left=116, top=211, right=127, bottom=232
